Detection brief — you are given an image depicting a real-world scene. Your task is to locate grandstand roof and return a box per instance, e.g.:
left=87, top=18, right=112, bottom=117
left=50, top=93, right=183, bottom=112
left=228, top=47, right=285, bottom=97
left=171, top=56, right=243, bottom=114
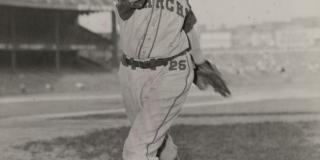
left=0, top=0, right=113, bottom=11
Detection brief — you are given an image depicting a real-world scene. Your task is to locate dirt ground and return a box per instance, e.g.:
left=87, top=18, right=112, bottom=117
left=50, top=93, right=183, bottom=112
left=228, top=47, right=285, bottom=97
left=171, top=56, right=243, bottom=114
left=2, top=121, right=320, bottom=160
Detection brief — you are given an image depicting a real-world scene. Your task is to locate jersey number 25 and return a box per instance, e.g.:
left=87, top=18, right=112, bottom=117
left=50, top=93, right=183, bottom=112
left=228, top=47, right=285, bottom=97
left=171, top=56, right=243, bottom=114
left=169, top=60, right=187, bottom=71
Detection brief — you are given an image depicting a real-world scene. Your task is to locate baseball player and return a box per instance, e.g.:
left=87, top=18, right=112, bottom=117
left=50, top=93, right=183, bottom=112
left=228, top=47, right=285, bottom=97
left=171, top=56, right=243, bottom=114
left=113, top=0, right=231, bottom=160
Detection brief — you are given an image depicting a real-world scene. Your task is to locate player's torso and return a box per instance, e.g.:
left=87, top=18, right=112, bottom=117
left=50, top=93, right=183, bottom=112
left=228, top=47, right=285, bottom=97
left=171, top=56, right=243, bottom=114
left=116, top=0, right=191, bottom=59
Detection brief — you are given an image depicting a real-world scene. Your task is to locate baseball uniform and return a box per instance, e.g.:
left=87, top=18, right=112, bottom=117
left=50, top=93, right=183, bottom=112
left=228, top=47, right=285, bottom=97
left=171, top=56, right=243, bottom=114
left=113, top=0, right=204, bottom=160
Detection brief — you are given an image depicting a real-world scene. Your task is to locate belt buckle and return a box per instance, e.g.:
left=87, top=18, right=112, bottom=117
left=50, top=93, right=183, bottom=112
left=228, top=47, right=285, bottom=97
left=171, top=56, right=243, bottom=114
left=121, top=56, right=128, bottom=66
left=129, top=58, right=137, bottom=70
left=149, top=58, right=157, bottom=70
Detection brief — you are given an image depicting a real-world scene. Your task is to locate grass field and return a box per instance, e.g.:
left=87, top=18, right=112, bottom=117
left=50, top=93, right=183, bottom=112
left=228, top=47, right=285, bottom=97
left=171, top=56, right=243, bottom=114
left=15, top=121, right=320, bottom=160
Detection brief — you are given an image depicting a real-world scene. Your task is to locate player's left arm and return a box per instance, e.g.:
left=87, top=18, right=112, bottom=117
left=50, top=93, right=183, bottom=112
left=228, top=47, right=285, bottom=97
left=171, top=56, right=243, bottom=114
left=186, top=20, right=231, bottom=96
left=183, top=9, right=206, bottom=65
left=187, top=28, right=206, bottom=65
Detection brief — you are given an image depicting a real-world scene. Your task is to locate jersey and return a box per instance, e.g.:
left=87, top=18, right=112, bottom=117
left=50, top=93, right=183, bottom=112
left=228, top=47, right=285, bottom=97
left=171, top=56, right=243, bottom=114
left=114, top=0, right=196, bottom=60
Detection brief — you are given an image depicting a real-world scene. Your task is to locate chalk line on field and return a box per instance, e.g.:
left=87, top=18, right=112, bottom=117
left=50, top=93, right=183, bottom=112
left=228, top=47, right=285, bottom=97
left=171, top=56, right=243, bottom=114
left=0, top=89, right=319, bottom=104
left=3, top=91, right=320, bottom=122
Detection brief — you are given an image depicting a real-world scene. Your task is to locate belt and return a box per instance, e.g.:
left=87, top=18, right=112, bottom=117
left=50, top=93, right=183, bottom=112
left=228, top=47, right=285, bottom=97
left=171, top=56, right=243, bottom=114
left=121, top=51, right=186, bottom=70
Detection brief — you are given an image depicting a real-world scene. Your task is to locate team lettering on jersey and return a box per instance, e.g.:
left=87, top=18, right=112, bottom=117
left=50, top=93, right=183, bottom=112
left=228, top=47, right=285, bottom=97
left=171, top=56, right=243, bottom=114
left=142, top=0, right=189, bottom=18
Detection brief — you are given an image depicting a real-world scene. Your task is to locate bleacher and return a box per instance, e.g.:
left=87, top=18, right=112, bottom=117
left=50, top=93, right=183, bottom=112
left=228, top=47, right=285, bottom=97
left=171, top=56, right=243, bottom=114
left=206, top=50, right=320, bottom=85
left=0, top=0, right=115, bottom=71
left=0, top=7, right=109, bottom=51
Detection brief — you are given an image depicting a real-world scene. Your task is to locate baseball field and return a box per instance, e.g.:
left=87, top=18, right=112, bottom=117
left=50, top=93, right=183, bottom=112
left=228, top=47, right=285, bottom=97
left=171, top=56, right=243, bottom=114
left=1, top=82, right=320, bottom=160
left=1, top=52, right=320, bottom=160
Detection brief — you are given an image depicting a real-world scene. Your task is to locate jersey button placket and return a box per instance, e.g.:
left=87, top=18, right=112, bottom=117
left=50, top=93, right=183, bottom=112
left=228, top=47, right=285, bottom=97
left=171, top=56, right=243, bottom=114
left=141, top=22, right=157, bottom=57
left=143, top=11, right=161, bottom=58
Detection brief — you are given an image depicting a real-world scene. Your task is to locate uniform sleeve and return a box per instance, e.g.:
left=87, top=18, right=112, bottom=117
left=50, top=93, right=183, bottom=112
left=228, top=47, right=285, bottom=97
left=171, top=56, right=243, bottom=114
left=183, top=1, right=197, bottom=33
left=183, top=10, right=197, bottom=33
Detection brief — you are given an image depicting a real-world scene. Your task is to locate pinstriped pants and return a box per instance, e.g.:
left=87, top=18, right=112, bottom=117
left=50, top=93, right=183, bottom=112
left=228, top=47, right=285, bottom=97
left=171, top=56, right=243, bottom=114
left=118, top=53, right=194, bottom=160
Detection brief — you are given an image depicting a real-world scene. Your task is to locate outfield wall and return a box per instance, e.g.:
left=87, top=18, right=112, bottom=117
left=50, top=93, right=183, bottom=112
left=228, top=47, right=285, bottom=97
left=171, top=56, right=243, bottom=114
left=205, top=48, right=320, bottom=84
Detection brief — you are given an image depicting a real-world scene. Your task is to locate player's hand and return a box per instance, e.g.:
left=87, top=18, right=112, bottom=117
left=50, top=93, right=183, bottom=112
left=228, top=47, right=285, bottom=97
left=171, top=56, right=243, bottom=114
left=193, top=60, right=231, bottom=97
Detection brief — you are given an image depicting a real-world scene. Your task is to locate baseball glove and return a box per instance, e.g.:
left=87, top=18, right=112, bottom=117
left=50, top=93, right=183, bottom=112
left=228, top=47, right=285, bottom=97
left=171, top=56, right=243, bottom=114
left=193, top=60, right=231, bottom=97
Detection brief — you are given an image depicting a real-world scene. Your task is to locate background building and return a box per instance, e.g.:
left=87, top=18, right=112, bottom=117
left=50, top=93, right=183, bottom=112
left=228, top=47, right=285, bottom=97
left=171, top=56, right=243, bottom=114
left=275, top=26, right=320, bottom=48
left=199, top=17, right=320, bottom=51
left=200, top=31, right=232, bottom=50
left=0, top=0, right=115, bottom=71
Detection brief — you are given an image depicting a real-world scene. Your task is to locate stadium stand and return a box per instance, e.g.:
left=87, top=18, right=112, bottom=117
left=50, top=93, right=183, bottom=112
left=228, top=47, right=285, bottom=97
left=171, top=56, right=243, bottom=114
left=0, top=0, right=115, bottom=71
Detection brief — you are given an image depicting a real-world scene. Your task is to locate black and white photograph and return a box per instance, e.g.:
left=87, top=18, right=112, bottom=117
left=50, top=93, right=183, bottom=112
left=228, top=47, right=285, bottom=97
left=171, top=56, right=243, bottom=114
left=0, top=0, right=320, bottom=160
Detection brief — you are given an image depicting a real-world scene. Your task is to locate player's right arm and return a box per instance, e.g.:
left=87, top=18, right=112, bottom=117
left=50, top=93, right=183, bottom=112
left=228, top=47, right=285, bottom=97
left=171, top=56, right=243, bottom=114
left=113, top=0, right=146, bottom=20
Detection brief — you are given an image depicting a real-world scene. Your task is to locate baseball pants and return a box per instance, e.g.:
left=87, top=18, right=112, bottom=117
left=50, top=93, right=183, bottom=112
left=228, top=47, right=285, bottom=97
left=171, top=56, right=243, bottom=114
left=118, top=53, right=194, bottom=160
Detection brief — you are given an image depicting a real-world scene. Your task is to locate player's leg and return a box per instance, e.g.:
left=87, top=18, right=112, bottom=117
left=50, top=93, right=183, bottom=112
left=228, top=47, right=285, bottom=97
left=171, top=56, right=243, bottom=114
left=119, top=64, right=161, bottom=160
left=120, top=69, right=179, bottom=160
left=122, top=54, right=194, bottom=160
left=157, top=134, right=178, bottom=160
left=155, top=54, right=194, bottom=160
left=118, top=64, right=146, bottom=124
left=119, top=64, right=177, bottom=160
